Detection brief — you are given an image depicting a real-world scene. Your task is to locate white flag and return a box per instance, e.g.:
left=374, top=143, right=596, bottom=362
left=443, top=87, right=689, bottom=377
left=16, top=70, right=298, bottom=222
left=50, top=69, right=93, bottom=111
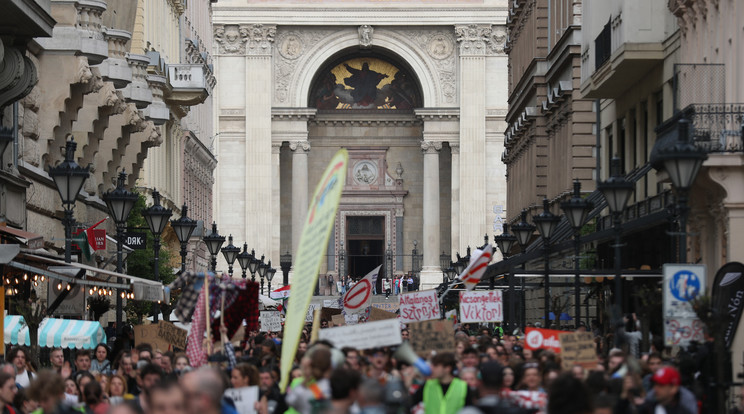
left=343, top=265, right=382, bottom=314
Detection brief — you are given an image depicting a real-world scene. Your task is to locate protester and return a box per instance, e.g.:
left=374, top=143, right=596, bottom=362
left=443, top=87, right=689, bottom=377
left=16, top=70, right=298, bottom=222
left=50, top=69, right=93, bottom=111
left=13, top=388, right=37, bottom=414
left=8, top=348, right=35, bottom=388
left=81, top=382, right=108, bottom=414
left=229, top=364, right=259, bottom=388
left=90, top=345, right=111, bottom=375
left=107, top=374, right=133, bottom=405
left=72, top=353, right=91, bottom=378
left=639, top=366, right=697, bottom=414
left=180, top=367, right=233, bottom=414
left=327, top=368, right=361, bottom=414
left=410, top=352, right=474, bottom=414
left=26, top=370, right=81, bottom=414
left=63, top=379, right=79, bottom=405
left=49, top=350, right=66, bottom=378
left=0, top=372, right=18, bottom=414
left=285, top=345, right=332, bottom=414
left=145, top=380, right=186, bottom=414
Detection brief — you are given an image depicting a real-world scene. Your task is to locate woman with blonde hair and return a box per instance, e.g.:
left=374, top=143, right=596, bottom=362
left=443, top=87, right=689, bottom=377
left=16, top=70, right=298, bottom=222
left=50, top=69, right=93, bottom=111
left=106, top=374, right=134, bottom=405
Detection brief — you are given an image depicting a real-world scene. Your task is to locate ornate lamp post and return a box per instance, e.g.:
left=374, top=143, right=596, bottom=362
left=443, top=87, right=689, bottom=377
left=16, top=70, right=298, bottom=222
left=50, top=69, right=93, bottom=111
left=512, top=210, right=536, bottom=329
left=48, top=138, right=89, bottom=264
left=453, top=253, right=467, bottom=277
left=170, top=204, right=197, bottom=273
left=203, top=222, right=225, bottom=272
left=247, top=249, right=259, bottom=282
left=494, top=223, right=517, bottom=330
left=598, top=157, right=634, bottom=345
left=439, top=252, right=450, bottom=284
left=533, top=198, right=561, bottom=326
left=142, top=190, right=172, bottom=322
left=258, top=255, right=268, bottom=294
left=221, top=235, right=240, bottom=277
left=237, top=243, right=252, bottom=279
left=280, top=251, right=292, bottom=286
left=266, top=265, right=276, bottom=296
left=561, top=179, right=594, bottom=328
left=102, top=170, right=138, bottom=333
left=657, top=119, right=707, bottom=263
left=412, top=240, right=420, bottom=275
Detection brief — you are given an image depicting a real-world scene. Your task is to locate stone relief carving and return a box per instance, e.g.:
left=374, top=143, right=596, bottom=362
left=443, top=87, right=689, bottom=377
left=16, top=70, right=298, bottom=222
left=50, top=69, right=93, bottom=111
left=455, top=24, right=493, bottom=56
left=353, top=160, right=378, bottom=185
left=359, top=25, right=373, bottom=48
left=421, top=140, right=442, bottom=153
left=288, top=140, right=311, bottom=152
left=489, top=27, right=507, bottom=54
left=402, top=30, right=457, bottom=104
left=243, top=24, right=276, bottom=55
left=214, top=25, right=247, bottom=54
left=274, top=29, right=332, bottom=104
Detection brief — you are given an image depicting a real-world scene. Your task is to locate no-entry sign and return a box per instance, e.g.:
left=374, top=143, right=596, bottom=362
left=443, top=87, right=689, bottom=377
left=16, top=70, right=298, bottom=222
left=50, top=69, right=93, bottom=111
left=344, top=279, right=371, bottom=310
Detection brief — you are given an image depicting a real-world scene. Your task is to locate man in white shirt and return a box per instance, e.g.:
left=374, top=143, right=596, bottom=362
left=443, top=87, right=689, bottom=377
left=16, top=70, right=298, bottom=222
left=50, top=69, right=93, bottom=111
left=8, top=347, right=35, bottom=388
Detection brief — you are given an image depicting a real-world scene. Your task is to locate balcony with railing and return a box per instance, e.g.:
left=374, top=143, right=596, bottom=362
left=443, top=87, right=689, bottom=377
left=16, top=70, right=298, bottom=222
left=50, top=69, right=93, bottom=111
left=165, top=64, right=216, bottom=106
left=580, top=0, right=671, bottom=98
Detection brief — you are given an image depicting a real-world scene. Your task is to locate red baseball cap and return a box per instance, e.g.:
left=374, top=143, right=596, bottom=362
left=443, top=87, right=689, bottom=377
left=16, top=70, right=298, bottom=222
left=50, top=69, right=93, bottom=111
left=652, top=366, right=681, bottom=386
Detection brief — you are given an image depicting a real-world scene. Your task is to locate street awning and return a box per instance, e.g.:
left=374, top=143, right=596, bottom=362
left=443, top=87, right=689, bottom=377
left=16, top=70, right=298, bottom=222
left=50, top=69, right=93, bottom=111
left=4, top=315, right=107, bottom=349
left=0, top=227, right=44, bottom=249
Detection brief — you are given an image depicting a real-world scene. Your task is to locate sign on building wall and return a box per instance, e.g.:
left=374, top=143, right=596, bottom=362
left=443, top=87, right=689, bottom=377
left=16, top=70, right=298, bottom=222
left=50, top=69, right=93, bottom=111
left=663, top=264, right=706, bottom=347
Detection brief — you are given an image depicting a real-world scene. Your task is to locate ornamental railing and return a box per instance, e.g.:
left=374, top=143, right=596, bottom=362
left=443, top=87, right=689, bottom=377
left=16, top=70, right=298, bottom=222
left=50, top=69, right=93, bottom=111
left=682, top=103, right=744, bottom=153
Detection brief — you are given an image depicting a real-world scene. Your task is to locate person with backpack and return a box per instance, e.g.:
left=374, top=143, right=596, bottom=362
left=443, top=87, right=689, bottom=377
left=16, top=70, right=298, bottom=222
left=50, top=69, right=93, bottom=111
left=7, top=348, right=34, bottom=389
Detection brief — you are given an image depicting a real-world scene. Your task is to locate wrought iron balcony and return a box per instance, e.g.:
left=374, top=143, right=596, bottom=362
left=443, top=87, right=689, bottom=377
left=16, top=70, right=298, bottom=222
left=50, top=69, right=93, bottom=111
left=165, top=64, right=214, bottom=106
left=654, top=104, right=744, bottom=159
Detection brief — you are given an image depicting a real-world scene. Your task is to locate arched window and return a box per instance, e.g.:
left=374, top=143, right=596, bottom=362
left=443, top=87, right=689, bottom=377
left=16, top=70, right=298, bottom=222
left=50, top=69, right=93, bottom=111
left=309, top=55, right=422, bottom=110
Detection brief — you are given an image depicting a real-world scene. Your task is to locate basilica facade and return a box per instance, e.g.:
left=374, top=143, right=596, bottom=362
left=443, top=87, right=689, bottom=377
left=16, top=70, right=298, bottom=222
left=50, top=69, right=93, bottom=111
left=211, top=1, right=508, bottom=289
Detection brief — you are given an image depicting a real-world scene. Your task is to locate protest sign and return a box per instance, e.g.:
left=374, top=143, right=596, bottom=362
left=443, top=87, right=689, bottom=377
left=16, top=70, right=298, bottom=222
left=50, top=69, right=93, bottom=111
left=305, top=303, right=321, bottom=323
left=399, top=290, right=440, bottom=323
left=323, top=299, right=341, bottom=309
left=260, top=311, right=282, bottom=332
left=133, top=324, right=170, bottom=352
left=345, top=313, right=359, bottom=325
left=368, top=306, right=398, bottom=321
left=663, top=264, right=706, bottom=346
left=318, top=319, right=401, bottom=350
left=459, top=290, right=503, bottom=323
left=372, top=302, right=399, bottom=313
left=558, top=331, right=596, bottom=370
left=524, top=327, right=563, bottom=353
left=280, top=149, right=347, bottom=392
left=320, top=307, right=342, bottom=322
left=408, top=319, right=455, bottom=356
left=156, top=321, right=187, bottom=349
left=224, top=387, right=259, bottom=414
left=331, top=314, right=346, bottom=326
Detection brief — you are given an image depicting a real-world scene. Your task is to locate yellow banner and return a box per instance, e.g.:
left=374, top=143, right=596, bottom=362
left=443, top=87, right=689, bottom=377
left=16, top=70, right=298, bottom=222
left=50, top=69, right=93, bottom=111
left=279, top=149, right=348, bottom=392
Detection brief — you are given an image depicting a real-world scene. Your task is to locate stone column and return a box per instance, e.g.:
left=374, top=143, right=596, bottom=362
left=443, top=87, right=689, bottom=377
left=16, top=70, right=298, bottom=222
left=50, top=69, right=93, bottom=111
left=455, top=24, right=490, bottom=253
left=271, top=142, right=282, bottom=261
left=420, top=140, right=442, bottom=288
left=450, top=142, right=460, bottom=255
left=290, top=140, right=310, bottom=256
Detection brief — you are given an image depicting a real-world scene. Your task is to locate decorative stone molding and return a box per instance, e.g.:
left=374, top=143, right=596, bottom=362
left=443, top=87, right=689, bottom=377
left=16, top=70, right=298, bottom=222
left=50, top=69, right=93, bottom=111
left=274, top=29, right=333, bottom=104
left=421, top=140, right=442, bottom=153
left=214, top=24, right=276, bottom=55
left=0, top=42, right=38, bottom=110
left=167, top=0, right=186, bottom=16
left=144, top=74, right=169, bottom=125
left=359, top=25, right=373, bottom=48
left=402, top=30, right=457, bottom=104
left=271, top=142, right=282, bottom=154
left=455, top=24, right=493, bottom=56
left=36, top=0, right=108, bottom=64
left=214, top=25, right=247, bottom=55
left=450, top=142, right=460, bottom=154
left=288, top=140, right=311, bottom=152
left=489, top=26, right=507, bottom=55
left=97, top=28, right=132, bottom=89
left=122, top=54, right=153, bottom=109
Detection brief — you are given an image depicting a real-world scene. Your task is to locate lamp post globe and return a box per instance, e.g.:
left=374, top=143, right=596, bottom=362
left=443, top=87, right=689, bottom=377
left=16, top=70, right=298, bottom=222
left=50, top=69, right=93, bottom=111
left=657, top=119, right=707, bottom=191
left=280, top=251, right=292, bottom=286
left=257, top=255, right=268, bottom=294
left=512, top=210, right=536, bottom=249
left=170, top=204, right=197, bottom=272
left=493, top=223, right=517, bottom=258
left=203, top=222, right=225, bottom=272
left=266, top=262, right=276, bottom=296
left=237, top=243, right=252, bottom=279
left=221, top=235, right=240, bottom=277
left=142, top=189, right=172, bottom=322
left=561, top=179, right=594, bottom=328
left=248, top=249, right=260, bottom=282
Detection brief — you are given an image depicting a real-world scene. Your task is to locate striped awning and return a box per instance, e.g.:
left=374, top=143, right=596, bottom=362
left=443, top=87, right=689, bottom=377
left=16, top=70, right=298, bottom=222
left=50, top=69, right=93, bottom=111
left=4, top=315, right=106, bottom=349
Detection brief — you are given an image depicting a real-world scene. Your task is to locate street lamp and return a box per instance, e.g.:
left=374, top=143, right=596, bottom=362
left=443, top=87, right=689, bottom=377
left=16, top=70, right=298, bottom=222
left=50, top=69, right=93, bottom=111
left=203, top=222, right=225, bottom=272
left=221, top=235, right=240, bottom=277
left=280, top=251, right=292, bottom=286
left=247, top=249, right=259, bottom=282
left=561, top=179, right=594, bottom=328
left=237, top=243, right=252, bottom=279
left=170, top=204, right=197, bottom=273
left=439, top=251, right=450, bottom=283
left=511, top=210, right=535, bottom=329
left=257, top=255, right=268, bottom=294
left=48, top=137, right=90, bottom=264
left=266, top=264, right=276, bottom=296
left=412, top=240, right=420, bottom=274
left=453, top=254, right=466, bottom=276
left=657, top=119, right=707, bottom=263
left=142, top=189, right=172, bottom=322
left=102, top=170, right=138, bottom=333
left=494, top=223, right=517, bottom=330
left=598, top=157, right=634, bottom=345
left=533, top=198, right=560, bottom=326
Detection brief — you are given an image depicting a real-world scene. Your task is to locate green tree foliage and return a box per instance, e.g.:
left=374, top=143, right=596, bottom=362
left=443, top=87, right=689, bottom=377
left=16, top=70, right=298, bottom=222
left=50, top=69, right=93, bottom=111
left=124, top=193, right=177, bottom=324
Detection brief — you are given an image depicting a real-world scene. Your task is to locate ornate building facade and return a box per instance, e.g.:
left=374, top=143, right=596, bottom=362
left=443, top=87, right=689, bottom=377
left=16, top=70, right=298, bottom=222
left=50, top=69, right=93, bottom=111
left=212, top=0, right=509, bottom=289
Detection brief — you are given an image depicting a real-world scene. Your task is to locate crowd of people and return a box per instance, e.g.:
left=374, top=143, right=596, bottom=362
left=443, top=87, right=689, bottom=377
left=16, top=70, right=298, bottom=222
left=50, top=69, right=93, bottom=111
left=0, top=318, right=737, bottom=414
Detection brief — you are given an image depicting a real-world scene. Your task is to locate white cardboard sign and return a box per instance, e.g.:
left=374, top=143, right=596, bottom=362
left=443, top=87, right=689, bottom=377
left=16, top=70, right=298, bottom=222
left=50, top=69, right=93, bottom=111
left=224, top=386, right=259, bottom=414
left=259, top=311, right=282, bottom=332
left=459, top=290, right=503, bottom=322
left=399, top=290, right=440, bottom=323
left=318, top=319, right=401, bottom=350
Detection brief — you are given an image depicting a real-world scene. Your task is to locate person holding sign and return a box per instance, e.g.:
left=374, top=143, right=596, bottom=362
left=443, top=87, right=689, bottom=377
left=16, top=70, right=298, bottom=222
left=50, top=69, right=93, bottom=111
left=410, top=352, right=475, bottom=414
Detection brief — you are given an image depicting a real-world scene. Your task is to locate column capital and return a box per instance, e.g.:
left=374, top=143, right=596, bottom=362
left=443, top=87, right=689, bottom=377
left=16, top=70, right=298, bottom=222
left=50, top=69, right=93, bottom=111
left=450, top=142, right=460, bottom=155
left=455, top=24, right=505, bottom=56
left=421, top=140, right=442, bottom=154
left=214, top=24, right=276, bottom=55
left=289, top=140, right=311, bottom=152
left=271, top=142, right=282, bottom=154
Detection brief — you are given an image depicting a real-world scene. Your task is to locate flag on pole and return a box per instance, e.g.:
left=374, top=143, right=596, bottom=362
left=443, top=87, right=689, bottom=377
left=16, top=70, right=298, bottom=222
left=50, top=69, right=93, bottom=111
left=458, top=245, right=493, bottom=290
left=271, top=285, right=291, bottom=300
left=343, top=265, right=382, bottom=314
left=72, top=217, right=108, bottom=260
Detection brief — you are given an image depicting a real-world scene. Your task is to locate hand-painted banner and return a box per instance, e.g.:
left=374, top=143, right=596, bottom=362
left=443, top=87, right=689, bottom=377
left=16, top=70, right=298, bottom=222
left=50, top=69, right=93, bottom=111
left=399, top=289, right=440, bottom=323
left=524, top=327, right=563, bottom=353
left=279, top=149, right=347, bottom=392
left=459, top=290, right=503, bottom=323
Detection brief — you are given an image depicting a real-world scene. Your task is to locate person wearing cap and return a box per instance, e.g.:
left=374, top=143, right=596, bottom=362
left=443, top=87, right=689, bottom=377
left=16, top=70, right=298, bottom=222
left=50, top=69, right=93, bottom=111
left=411, top=352, right=474, bottom=414
left=638, top=366, right=697, bottom=414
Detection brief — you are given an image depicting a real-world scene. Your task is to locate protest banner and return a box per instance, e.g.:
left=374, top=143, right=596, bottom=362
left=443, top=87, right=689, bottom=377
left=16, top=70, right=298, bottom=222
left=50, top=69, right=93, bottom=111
left=280, top=149, right=347, bottom=392
left=524, top=327, right=563, bottom=353
left=320, top=306, right=342, bottom=322
left=323, top=299, right=341, bottom=309
left=259, top=311, right=282, bottom=332
left=345, top=313, right=359, bottom=325
left=331, top=314, right=346, bottom=326
left=133, top=324, right=170, bottom=352
left=408, top=319, right=455, bottom=356
left=224, top=387, right=259, bottom=414
left=156, top=321, right=187, bottom=349
left=368, top=306, right=398, bottom=321
left=372, top=302, right=399, bottom=313
left=399, top=290, right=440, bottom=323
left=305, top=303, right=321, bottom=323
left=318, top=319, right=401, bottom=350
left=558, top=331, right=596, bottom=371
left=459, top=290, right=503, bottom=323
